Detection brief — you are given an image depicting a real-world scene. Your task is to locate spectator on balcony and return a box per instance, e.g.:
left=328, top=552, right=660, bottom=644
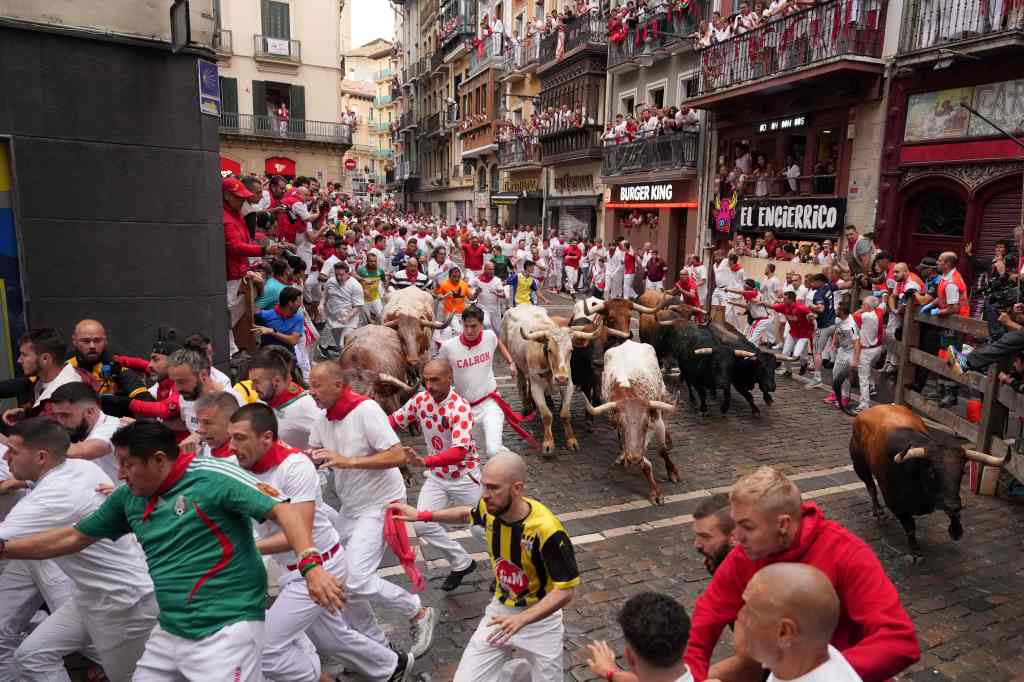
left=783, top=154, right=801, bottom=194
left=692, top=19, right=714, bottom=47
left=276, top=100, right=289, bottom=136
left=677, top=106, right=700, bottom=130
left=712, top=11, right=734, bottom=42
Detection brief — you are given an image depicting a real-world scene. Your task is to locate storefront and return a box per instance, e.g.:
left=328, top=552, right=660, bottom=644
left=546, top=164, right=603, bottom=241
left=603, top=179, right=699, bottom=276
left=494, top=173, right=543, bottom=226
left=877, top=72, right=1024, bottom=279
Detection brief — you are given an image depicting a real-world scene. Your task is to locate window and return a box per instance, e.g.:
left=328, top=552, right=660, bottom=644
left=677, top=71, right=699, bottom=103
left=515, top=13, right=524, bottom=37
left=619, top=89, right=637, bottom=116
left=262, top=0, right=290, bottom=39
left=645, top=80, right=667, bottom=109
left=912, top=190, right=966, bottom=236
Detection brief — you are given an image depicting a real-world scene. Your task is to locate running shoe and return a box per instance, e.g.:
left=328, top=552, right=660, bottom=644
left=409, top=607, right=437, bottom=658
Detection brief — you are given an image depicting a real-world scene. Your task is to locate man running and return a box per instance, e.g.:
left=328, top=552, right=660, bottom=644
left=0, top=419, right=343, bottom=681
left=390, top=450, right=579, bottom=681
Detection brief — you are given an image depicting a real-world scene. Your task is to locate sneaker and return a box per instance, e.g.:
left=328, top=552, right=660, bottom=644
left=409, top=607, right=437, bottom=658
left=853, top=403, right=869, bottom=414
left=947, top=345, right=968, bottom=375
left=441, top=559, right=477, bottom=592
left=869, top=385, right=878, bottom=397
left=387, top=651, right=415, bottom=682
left=798, top=363, right=808, bottom=376
left=823, top=393, right=837, bottom=405
left=806, top=376, right=822, bottom=388
left=840, top=397, right=851, bottom=408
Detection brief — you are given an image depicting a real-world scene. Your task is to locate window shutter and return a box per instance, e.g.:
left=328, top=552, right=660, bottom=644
left=288, top=84, right=305, bottom=136
left=220, top=77, right=238, bottom=128
left=264, top=1, right=290, bottom=39
left=252, top=80, right=268, bottom=132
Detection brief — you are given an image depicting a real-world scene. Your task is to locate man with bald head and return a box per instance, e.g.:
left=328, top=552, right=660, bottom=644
left=389, top=359, right=481, bottom=591
left=735, top=563, right=861, bottom=682
left=391, top=449, right=579, bottom=681
left=68, top=319, right=150, bottom=416
left=685, top=466, right=918, bottom=682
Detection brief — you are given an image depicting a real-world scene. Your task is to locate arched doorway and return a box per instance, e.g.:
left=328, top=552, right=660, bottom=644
left=898, top=179, right=968, bottom=268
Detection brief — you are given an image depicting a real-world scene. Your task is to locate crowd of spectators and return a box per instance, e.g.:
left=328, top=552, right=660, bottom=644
left=602, top=105, right=699, bottom=145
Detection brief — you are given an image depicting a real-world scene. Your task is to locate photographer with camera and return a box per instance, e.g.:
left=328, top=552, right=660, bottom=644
left=951, top=302, right=1024, bottom=377
left=965, top=238, right=1016, bottom=338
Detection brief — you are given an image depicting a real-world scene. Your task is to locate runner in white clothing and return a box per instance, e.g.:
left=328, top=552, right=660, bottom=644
left=469, top=261, right=507, bottom=331
left=439, top=307, right=519, bottom=460
left=390, top=360, right=481, bottom=591
left=247, top=349, right=322, bottom=450
left=0, top=418, right=158, bottom=682
left=194, top=391, right=244, bottom=465
left=48, top=383, right=122, bottom=484
left=227, top=404, right=409, bottom=682
left=307, top=362, right=438, bottom=659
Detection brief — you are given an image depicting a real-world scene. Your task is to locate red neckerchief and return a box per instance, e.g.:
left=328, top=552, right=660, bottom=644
left=267, top=381, right=306, bottom=408
left=142, top=452, right=196, bottom=520
left=210, top=442, right=233, bottom=458
left=477, top=273, right=494, bottom=283
left=273, top=304, right=294, bottom=319
left=326, top=387, right=370, bottom=422
left=460, top=331, right=483, bottom=348
left=730, top=262, right=742, bottom=272
left=250, top=440, right=298, bottom=475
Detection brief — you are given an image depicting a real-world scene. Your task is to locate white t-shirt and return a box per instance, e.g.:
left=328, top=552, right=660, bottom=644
left=252, top=450, right=340, bottom=573
left=309, top=400, right=405, bottom=517
left=0, top=459, right=154, bottom=610
left=324, top=276, right=365, bottom=329
left=439, top=331, right=499, bottom=404
left=210, top=366, right=232, bottom=389
left=272, top=392, right=323, bottom=451
left=34, top=363, right=83, bottom=407
left=84, top=412, right=122, bottom=483
left=472, top=275, right=506, bottom=308
left=0, top=450, right=23, bottom=523
left=767, top=646, right=863, bottom=682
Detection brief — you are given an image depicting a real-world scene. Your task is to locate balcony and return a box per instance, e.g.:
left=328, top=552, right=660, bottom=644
left=897, top=0, right=1024, bottom=64
left=501, top=36, right=540, bottom=80
left=686, top=0, right=885, bottom=109
left=539, top=15, right=607, bottom=68
left=608, top=8, right=707, bottom=72
left=601, top=130, right=698, bottom=178
left=443, top=105, right=460, bottom=129
left=395, top=159, right=421, bottom=181
left=461, top=121, right=500, bottom=158
left=422, top=112, right=441, bottom=136
left=498, top=139, right=542, bottom=168
left=539, top=124, right=604, bottom=166
left=376, top=67, right=395, bottom=81
left=418, top=56, right=431, bottom=79
left=213, top=29, right=232, bottom=56
left=438, top=0, right=477, bottom=52
left=374, top=95, right=394, bottom=107
left=219, top=113, right=352, bottom=146
left=468, top=36, right=506, bottom=80
left=399, top=111, right=418, bottom=130
left=375, top=148, right=394, bottom=160
left=253, top=35, right=301, bottom=63
left=371, top=121, right=391, bottom=133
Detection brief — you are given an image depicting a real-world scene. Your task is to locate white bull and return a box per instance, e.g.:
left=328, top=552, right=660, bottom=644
left=584, top=339, right=679, bottom=503
left=502, top=304, right=600, bottom=454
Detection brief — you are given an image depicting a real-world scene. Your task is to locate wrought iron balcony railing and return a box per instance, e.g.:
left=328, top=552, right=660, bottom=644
left=899, top=0, right=1023, bottom=53
left=468, top=35, right=506, bottom=78
left=498, top=139, right=542, bottom=167
left=219, top=113, right=352, bottom=144
left=503, top=35, right=540, bottom=72
left=213, top=29, right=232, bottom=55
left=601, top=130, right=698, bottom=176
left=608, top=8, right=707, bottom=69
left=539, top=15, right=607, bottom=65
left=438, top=0, right=477, bottom=49
left=253, top=35, right=301, bottom=62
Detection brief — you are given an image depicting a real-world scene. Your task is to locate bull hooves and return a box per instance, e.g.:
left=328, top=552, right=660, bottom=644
left=650, top=493, right=665, bottom=505
left=566, top=441, right=579, bottom=451
left=668, top=472, right=681, bottom=483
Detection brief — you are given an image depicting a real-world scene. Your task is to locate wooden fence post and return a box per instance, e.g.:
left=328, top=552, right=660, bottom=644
left=893, top=302, right=919, bottom=407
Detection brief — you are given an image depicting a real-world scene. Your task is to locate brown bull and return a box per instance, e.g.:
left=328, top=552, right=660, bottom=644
left=382, top=286, right=451, bottom=369
left=584, top=297, right=661, bottom=347
left=850, top=404, right=1008, bottom=558
left=338, top=325, right=418, bottom=414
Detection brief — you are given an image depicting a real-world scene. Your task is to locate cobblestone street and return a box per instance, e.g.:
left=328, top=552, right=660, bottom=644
left=365, top=295, right=1024, bottom=682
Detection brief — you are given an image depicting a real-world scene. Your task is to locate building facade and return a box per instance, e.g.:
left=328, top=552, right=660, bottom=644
left=341, top=39, right=399, bottom=204
left=216, top=0, right=352, bottom=180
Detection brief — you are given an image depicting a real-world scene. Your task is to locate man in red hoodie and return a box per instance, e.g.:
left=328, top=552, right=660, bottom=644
left=684, top=466, right=919, bottom=682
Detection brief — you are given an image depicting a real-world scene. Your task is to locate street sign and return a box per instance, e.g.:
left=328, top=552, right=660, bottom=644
left=345, top=158, right=357, bottom=171
left=197, top=59, right=220, bottom=117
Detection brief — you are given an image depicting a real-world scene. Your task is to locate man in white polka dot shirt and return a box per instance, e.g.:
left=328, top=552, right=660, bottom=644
left=390, top=359, right=481, bottom=591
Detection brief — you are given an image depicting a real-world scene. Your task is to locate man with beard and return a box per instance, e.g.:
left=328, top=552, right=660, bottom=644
left=692, top=494, right=735, bottom=575
left=68, top=319, right=151, bottom=416
left=390, top=450, right=579, bottom=682
left=48, top=383, right=122, bottom=484
left=247, top=348, right=321, bottom=450
left=2, top=329, right=82, bottom=426
left=166, top=348, right=243, bottom=436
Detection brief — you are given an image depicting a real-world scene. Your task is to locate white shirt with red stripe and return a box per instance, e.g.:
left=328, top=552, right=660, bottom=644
left=391, top=389, right=480, bottom=482
left=853, top=307, right=886, bottom=348
left=439, top=331, right=499, bottom=404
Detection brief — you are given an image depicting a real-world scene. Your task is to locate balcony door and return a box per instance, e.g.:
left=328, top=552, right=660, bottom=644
left=262, top=0, right=290, bottom=40
left=253, top=81, right=305, bottom=134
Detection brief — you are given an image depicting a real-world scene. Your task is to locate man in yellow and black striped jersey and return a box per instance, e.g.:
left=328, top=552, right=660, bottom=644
left=390, top=449, right=579, bottom=681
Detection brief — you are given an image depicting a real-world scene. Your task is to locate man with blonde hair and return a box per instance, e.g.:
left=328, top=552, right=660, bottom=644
left=684, top=466, right=919, bottom=682
left=735, top=563, right=861, bottom=682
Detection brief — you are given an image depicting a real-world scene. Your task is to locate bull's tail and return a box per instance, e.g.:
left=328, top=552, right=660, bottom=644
left=832, top=364, right=857, bottom=417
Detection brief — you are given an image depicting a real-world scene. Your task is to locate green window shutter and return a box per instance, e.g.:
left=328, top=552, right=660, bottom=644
left=288, top=84, right=305, bottom=136
left=219, top=76, right=238, bottom=128
left=252, top=80, right=267, bottom=132
left=264, top=1, right=290, bottom=39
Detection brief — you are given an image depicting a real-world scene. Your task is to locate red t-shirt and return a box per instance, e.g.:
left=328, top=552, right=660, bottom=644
left=624, top=251, right=636, bottom=275
left=462, top=243, right=487, bottom=270
left=563, top=245, right=582, bottom=268
left=772, top=302, right=814, bottom=339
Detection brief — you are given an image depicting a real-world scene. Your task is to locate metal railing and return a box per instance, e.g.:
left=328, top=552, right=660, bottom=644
left=375, top=148, right=394, bottom=159
left=423, top=111, right=441, bottom=134
left=540, top=15, right=607, bottom=65
left=468, top=35, right=506, bottom=78
left=374, top=95, right=393, bottom=106
left=372, top=121, right=391, bottom=132
left=463, top=121, right=499, bottom=153
left=691, top=0, right=884, bottom=98
left=540, top=124, right=604, bottom=158
left=608, top=8, right=707, bottom=68
left=438, top=0, right=477, bottom=49
left=219, top=113, right=352, bottom=144
left=734, top=173, right=839, bottom=197
left=431, top=49, right=444, bottom=71
left=899, top=0, right=1024, bottom=52
left=444, top=105, right=460, bottom=128
left=503, top=35, right=540, bottom=72
left=213, top=29, right=233, bottom=55
left=601, top=130, right=698, bottom=176
left=376, top=67, right=395, bottom=81
left=399, top=111, right=418, bottom=129
left=498, top=139, right=542, bottom=167
left=253, top=35, right=301, bottom=62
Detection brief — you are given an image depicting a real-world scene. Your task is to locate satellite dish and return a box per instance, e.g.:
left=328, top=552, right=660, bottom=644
left=170, top=0, right=191, bottom=54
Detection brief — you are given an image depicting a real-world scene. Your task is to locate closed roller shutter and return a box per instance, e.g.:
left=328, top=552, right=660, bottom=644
left=976, top=182, right=1022, bottom=263
left=557, top=207, right=594, bottom=241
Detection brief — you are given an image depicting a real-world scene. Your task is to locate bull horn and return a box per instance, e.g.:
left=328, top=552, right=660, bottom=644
left=894, top=447, right=928, bottom=463
left=646, top=399, right=676, bottom=412
left=659, top=318, right=681, bottom=327
left=520, top=327, right=549, bottom=342
left=421, top=314, right=453, bottom=330
left=963, top=448, right=1010, bottom=467
left=584, top=299, right=606, bottom=315
left=671, top=303, right=704, bottom=316
left=383, top=318, right=399, bottom=328
left=583, top=395, right=618, bottom=416
left=571, top=318, right=603, bottom=341
left=376, top=373, right=415, bottom=392
left=694, top=347, right=715, bottom=355
left=734, top=350, right=756, bottom=358
left=630, top=301, right=659, bottom=315
left=605, top=327, right=631, bottom=339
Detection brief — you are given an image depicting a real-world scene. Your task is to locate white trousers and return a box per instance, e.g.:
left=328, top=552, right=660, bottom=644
left=414, top=474, right=482, bottom=571
left=15, top=592, right=157, bottom=682
left=623, top=273, right=635, bottom=299
left=783, top=335, right=810, bottom=363
left=454, top=602, right=564, bottom=682
left=0, top=560, right=75, bottom=682
left=227, top=278, right=243, bottom=354
left=471, top=398, right=506, bottom=460
left=856, top=346, right=884, bottom=409
left=132, top=621, right=264, bottom=681
left=564, top=266, right=578, bottom=293
left=335, top=512, right=422, bottom=621
left=547, top=261, right=562, bottom=290
left=604, top=272, right=624, bottom=299
left=480, top=304, right=502, bottom=333
left=363, top=298, right=383, bottom=323
left=262, top=554, right=395, bottom=682
left=747, top=318, right=773, bottom=347
left=645, top=279, right=663, bottom=291
left=833, top=347, right=854, bottom=399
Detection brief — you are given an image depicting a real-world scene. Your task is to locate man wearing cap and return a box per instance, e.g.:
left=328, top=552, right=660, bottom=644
left=224, top=177, right=281, bottom=354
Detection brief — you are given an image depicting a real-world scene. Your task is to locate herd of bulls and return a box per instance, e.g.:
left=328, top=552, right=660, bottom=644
left=331, top=286, right=1013, bottom=558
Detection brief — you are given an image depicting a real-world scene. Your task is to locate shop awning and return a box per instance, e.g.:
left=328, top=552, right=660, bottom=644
left=220, top=156, right=241, bottom=176
left=605, top=201, right=697, bottom=209
left=265, top=156, right=296, bottom=178
left=490, top=194, right=520, bottom=205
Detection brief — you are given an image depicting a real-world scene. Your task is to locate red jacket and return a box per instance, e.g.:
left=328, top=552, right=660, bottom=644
left=684, top=503, right=919, bottom=682
left=224, top=204, right=263, bottom=280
